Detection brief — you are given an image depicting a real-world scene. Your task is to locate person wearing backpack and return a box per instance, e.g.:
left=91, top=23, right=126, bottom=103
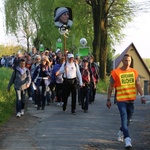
left=7, top=59, right=31, bottom=117
left=80, top=59, right=95, bottom=113
left=88, top=55, right=100, bottom=103
left=56, top=53, right=83, bottom=115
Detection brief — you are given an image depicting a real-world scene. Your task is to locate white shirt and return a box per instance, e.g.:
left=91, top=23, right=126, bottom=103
left=59, top=62, right=83, bottom=86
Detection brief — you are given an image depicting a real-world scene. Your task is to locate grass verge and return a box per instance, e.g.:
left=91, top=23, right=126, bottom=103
left=0, top=67, right=15, bottom=125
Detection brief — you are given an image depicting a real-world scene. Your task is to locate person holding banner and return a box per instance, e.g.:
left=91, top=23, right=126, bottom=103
left=56, top=53, right=82, bottom=115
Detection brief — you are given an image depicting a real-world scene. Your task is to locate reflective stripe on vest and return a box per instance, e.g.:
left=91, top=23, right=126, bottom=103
left=111, top=68, right=138, bottom=101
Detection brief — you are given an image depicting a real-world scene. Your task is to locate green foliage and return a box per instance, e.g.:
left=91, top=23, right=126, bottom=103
left=108, top=0, right=136, bottom=47
left=4, top=0, right=93, bottom=51
left=96, top=76, right=110, bottom=94
left=0, top=68, right=15, bottom=125
left=0, top=45, right=22, bottom=57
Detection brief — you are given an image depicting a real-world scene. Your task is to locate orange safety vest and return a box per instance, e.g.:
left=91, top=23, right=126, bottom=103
left=111, top=68, right=138, bottom=101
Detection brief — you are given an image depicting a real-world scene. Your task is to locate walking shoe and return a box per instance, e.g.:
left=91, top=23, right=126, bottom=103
left=28, top=97, right=33, bottom=101
left=41, top=107, right=45, bottom=110
left=60, top=102, right=64, bottom=107
left=125, top=137, right=132, bottom=149
left=117, top=130, right=124, bottom=142
left=34, top=105, right=38, bottom=108
left=84, top=109, right=88, bottom=113
left=16, top=112, right=21, bottom=118
left=72, top=111, right=76, bottom=115
left=21, top=109, right=24, bottom=115
left=63, top=106, right=66, bottom=111
left=37, top=107, right=40, bottom=110
left=57, top=102, right=60, bottom=106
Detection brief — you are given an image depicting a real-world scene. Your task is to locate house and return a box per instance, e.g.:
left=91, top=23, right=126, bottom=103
left=114, top=43, right=150, bottom=95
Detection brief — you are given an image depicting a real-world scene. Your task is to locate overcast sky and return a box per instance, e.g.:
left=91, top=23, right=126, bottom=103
left=0, top=0, right=150, bottom=58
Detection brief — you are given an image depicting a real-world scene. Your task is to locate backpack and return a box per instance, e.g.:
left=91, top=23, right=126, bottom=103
left=63, top=62, right=77, bottom=78
left=80, top=68, right=91, bottom=84
left=13, top=69, right=29, bottom=83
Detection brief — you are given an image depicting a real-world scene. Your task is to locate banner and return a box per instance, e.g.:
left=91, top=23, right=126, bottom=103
left=78, top=47, right=90, bottom=57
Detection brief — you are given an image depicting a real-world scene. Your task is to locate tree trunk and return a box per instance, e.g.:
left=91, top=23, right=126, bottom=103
left=90, top=0, right=108, bottom=80
left=99, top=0, right=108, bottom=80
left=27, top=37, right=30, bottom=52
left=91, top=1, right=101, bottom=62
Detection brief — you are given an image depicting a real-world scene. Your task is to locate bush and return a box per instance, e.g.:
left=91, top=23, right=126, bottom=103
left=0, top=67, right=15, bottom=125
left=96, top=76, right=110, bottom=94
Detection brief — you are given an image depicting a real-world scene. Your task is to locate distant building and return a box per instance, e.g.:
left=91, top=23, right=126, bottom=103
left=114, top=43, right=150, bottom=95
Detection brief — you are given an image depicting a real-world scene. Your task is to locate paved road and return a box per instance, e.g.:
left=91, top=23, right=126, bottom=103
left=0, top=94, right=150, bottom=150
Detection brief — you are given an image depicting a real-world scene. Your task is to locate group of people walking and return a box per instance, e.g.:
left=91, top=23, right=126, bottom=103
left=7, top=47, right=100, bottom=117
left=5, top=48, right=147, bottom=149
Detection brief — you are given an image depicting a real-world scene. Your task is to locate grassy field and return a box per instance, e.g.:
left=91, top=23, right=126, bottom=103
left=0, top=67, right=15, bottom=125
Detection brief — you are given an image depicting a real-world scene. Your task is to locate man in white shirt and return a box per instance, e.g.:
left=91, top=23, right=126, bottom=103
left=56, top=53, right=82, bottom=115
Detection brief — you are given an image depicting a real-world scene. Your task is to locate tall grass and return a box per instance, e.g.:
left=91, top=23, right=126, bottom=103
left=0, top=67, right=15, bottom=125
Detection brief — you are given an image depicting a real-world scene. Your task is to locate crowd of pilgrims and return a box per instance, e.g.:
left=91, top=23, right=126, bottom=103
left=6, top=47, right=100, bottom=117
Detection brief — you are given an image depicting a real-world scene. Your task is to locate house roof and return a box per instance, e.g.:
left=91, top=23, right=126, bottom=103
left=115, top=43, right=150, bottom=76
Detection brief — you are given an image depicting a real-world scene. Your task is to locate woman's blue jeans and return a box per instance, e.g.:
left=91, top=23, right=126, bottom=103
left=117, top=102, right=134, bottom=138
left=15, top=89, right=26, bottom=113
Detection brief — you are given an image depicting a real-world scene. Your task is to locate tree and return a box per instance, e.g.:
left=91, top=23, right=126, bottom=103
left=4, top=0, right=146, bottom=80
left=86, top=0, right=136, bottom=79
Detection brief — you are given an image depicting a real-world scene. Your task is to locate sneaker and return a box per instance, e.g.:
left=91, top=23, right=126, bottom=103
left=60, top=102, right=64, bottom=107
left=28, top=97, right=33, bottom=101
left=84, top=109, right=88, bottom=113
left=37, top=107, right=41, bottom=110
left=72, top=111, right=76, bottom=115
left=41, top=107, right=45, bottom=110
left=57, top=102, right=60, bottom=106
left=34, top=105, right=38, bottom=108
left=117, top=130, right=124, bottom=142
left=16, top=112, right=21, bottom=118
left=125, top=137, right=132, bottom=148
left=21, top=109, right=24, bottom=115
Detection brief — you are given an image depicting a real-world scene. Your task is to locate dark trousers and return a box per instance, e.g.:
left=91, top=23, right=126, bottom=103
left=80, top=85, right=90, bottom=110
left=15, top=89, right=26, bottom=113
left=77, top=84, right=81, bottom=105
left=89, top=83, right=96, bottom=103
left=62, top=78, right=77, bottom=113
left=49, top=82, right=56, bottom=102
left=56, top=83, right=63, bottom=102
left=36, top=81, right=46, bottom=108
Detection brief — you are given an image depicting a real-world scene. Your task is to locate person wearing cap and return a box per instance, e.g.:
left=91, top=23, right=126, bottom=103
left=80, top=59, right=95, bottom=113
left=88, top=55, right=100, bottom=103
left=56, top=53, right=82, bottom=115
left=55, top=49, right=63, bottom=64
left=54, top=7, right=73, bottom=28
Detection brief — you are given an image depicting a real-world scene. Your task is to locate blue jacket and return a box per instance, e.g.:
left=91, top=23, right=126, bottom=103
left=32, top=64, right=51, bottom=86
left=51, top=63, right=61, bottom=83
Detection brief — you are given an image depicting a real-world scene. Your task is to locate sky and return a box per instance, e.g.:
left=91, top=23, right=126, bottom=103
left=0, top=0, right=150, bottom=58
